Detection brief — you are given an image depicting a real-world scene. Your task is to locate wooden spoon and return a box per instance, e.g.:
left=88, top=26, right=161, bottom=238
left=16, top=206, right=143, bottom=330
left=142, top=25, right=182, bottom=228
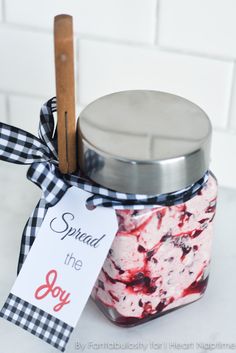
left=54, top=14, right=76, bottom=174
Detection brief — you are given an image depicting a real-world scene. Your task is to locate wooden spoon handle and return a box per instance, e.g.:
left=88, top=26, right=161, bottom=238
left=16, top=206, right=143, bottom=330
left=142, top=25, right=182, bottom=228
left=54, top=14, right=76, bottom=174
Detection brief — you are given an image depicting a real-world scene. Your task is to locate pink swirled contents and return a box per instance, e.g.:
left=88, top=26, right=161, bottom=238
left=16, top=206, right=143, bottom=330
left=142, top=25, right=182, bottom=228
left=91, top=174, right=217, bottom=326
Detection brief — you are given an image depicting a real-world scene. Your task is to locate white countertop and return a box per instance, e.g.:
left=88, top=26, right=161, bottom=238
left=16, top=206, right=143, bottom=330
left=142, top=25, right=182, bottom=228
left=0, top=163, right=235, bottom=353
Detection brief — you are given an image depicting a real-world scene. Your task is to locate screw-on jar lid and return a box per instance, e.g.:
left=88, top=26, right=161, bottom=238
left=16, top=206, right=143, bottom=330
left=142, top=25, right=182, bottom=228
left=77, top=90, right=212, bottom=195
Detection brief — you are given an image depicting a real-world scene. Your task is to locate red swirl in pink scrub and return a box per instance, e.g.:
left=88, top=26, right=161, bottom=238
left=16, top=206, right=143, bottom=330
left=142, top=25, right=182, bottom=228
left=92, top=174, right=217, bottom=326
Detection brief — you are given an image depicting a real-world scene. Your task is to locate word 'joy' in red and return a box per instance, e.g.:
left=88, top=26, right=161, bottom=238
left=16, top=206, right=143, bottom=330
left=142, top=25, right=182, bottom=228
left=35, top=269, right=71, bottom=312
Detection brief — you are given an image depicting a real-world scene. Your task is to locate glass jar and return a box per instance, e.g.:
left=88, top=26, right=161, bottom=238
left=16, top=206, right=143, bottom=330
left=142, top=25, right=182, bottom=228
left=78, top=90, right=218, bottom=327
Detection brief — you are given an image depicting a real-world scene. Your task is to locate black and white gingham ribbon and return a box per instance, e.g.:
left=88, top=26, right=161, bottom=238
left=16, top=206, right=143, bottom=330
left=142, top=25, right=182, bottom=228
left=0, top=97, right=209, bottom=351
left=0, top=97, right=209, bottom=271
left=0, top=293, right=73, bottom=351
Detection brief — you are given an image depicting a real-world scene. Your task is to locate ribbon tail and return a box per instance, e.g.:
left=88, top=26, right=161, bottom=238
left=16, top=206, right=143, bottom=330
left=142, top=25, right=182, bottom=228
left=38, top=97, right=58, bottom=160
left=0, top=122, right=51, bottom=164
left=17, top=197, right=47, bottom=273
left=27, top=162, right=68, bottom=207
left=17, top=162, right=69, bottom=272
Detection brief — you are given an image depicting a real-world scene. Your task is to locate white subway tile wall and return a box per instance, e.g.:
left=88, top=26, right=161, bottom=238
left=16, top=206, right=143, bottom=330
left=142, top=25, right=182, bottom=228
left=0, top=94, right=7, bottom=123
left=0, top=28, right=54, bottom=97
left=158, top=0, right=236, bottom=58
left=228, top=73, right=236, bottom=131
left=78, top=39, right=233, bottom=129
left=0, top=0, right=235, bottom=189
left=8, top=95, right=84, bottom=135
left=5, top=0, right=157, bottom=43
left=212, top=131, right=236, bottom=189
left=0, top=1, right=2, bottom=22
left=8, top=96, right=44, bottom=134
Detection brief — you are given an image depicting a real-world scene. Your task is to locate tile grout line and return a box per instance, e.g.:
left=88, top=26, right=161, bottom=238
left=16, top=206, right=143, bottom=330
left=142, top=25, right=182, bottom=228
left=213, top=126, right=236, bottom=135
left=5, top=94, right=10, bottom=124
left=0, top=89, right=48, bottom=101
left=1, top=0, right=5, bottom=22
left=226, top=61, right=236, bottom=131
left=0, top=21, right=154, bottom=46
left=0, top=21, right=52, bottom=35
left=75, top=35, right=236, bottom=63
left=0, top=21, right=235, bottom=63
left=0, top=89, right=84, bottom=112
left=156, top=44, right=234, bottom=63
left=154, top=0, right=161, bottom=45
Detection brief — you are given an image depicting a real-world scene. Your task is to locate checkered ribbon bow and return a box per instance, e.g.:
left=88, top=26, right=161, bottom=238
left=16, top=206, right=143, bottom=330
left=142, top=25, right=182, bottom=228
left=0, top=97, right=208, bottom=352
left=0, top=97, right=209, bottom=268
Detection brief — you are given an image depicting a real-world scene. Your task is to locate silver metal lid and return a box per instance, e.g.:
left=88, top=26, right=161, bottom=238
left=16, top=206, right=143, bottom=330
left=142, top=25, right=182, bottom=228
left=77, top=90, right=212, bottom=195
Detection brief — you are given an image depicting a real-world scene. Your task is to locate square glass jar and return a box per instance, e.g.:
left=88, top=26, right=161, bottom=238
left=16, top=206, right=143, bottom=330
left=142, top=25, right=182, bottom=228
left=78, top=90, right=218, bottom=326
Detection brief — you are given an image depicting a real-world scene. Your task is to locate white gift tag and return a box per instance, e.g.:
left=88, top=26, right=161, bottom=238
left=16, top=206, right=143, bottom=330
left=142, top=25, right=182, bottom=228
left=11, top=187, right=118, bottom=327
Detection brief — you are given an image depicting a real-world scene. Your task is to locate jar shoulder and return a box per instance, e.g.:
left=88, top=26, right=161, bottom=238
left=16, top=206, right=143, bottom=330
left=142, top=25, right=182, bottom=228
left=206, top=170, right=218, bottom=198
